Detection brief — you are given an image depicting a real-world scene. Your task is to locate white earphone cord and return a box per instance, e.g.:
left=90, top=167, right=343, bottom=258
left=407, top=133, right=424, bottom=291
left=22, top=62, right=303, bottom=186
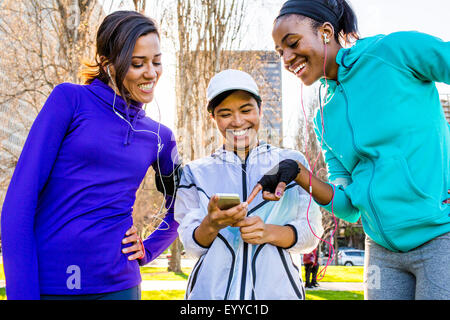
left=108, top=67, right=177, bottom=232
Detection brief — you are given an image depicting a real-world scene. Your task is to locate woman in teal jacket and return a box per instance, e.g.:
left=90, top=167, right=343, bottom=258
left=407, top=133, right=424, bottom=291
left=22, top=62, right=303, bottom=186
left=249, top=0, right=450, bottom=299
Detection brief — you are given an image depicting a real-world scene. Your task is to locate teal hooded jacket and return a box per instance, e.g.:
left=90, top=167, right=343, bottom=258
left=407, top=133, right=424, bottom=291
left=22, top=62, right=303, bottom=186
left=314, top=31, right=450, bottom=252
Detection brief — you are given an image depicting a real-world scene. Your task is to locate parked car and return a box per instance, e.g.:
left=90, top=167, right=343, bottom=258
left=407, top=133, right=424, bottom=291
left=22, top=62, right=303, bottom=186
left=338, top=247, right=357, bottom=251
left=337, top=249, right=365, bottom=266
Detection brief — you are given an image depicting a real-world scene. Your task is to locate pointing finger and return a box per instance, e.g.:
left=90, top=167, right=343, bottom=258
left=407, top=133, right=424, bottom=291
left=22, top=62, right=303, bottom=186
left=247, top=184, right=262, bottom=204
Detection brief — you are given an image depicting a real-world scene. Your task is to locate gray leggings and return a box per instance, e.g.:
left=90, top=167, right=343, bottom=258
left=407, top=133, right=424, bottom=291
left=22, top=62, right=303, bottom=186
left=364, top=232, right=450, bottom=300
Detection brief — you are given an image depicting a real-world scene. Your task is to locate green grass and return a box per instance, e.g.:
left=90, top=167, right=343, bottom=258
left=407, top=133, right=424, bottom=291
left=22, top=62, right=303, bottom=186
left=303, top=266, right=364, bottom=282
left=1, top=287, right=363, bottom=300
left=0, top=264, right=364, bottom=300
left=306, top=290, right=364, bottom=300
left=141, top=290, right=185, bottom=300
left=0, top=264, right=363, bottom=282
left=140, top=290, right=364, bottom=300
left=140, top=267, right=191, bottom=281
left=141, top=265, right=364, bottom=300
left=141, top=265, right=363, bottom=282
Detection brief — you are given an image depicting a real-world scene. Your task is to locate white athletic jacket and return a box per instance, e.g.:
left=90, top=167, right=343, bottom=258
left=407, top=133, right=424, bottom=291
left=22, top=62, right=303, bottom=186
left=174, top=143, right=324, bottom=300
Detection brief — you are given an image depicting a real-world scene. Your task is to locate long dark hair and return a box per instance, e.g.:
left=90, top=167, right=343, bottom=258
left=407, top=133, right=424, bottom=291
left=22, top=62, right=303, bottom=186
left=80, top=11, right=159, bottom=104
left=276, top=0, right=359, bottom=45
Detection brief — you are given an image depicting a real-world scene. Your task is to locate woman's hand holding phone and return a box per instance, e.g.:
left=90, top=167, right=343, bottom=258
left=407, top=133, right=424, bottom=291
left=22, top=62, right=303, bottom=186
left=194, top=194, right=248, bottom=248
left=206, top=194, right=247, bottom=231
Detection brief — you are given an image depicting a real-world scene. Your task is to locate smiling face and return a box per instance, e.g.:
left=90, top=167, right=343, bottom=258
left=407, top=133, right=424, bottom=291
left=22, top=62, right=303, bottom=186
left=120, top=32, right=162, bottom=104
left=272, top=15, right=338, bottom=85
left=213, top=90, right=261, bottom=154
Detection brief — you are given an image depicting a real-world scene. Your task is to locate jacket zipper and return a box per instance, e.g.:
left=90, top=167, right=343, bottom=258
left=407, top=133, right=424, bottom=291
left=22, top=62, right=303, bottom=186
left=239, top=160, right=248, bottom=300
left=248, top=183, right=299, bottom=299
left=340, top=84, right=399, bottom=252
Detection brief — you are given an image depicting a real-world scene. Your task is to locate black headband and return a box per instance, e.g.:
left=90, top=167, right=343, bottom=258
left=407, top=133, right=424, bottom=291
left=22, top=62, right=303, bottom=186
left=277, top=0, right=340, bottom=29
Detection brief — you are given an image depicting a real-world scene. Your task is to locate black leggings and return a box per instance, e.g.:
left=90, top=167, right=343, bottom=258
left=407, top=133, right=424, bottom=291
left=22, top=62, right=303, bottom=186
left=40, top=285, right=141, bottom=300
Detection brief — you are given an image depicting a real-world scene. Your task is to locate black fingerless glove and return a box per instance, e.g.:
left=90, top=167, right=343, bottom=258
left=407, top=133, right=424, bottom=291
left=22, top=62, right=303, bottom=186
left=257, top=159, right=300, bottom=193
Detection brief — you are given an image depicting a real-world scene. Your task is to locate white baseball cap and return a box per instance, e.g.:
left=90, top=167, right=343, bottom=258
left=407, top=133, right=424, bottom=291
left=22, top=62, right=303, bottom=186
left=207, top=69, right=261, bottom=113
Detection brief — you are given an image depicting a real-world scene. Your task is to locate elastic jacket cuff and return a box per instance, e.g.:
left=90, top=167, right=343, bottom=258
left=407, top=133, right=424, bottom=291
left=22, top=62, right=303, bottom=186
left=192, top=226, right=212, bottom=249
left=283, top=224, right=298, bottom=249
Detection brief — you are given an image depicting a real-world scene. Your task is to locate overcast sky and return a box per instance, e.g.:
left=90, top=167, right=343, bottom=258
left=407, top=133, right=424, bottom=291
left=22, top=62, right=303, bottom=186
left=245, top=0, right=450, bottom=47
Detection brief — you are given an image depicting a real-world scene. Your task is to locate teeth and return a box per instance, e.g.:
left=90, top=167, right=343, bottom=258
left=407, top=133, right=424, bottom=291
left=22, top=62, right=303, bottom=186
left=232, top=129, right=248, bottom=136
left=138, top=82, right=154, bottom=90
left=293, top=62, right=306, bottom=74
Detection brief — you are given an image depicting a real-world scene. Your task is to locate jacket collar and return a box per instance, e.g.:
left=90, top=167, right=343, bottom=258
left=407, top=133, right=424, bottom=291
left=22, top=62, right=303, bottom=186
left=86, top=78, right=147, bottom=145
left=211, top=141, right=272, bottom=164
left=86, top=78, right=146, bottom=120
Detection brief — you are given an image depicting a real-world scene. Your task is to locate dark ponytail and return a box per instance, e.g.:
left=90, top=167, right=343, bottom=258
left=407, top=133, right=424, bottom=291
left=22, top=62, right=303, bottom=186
left=327, top=0, right=359, bottom=44
left=276, top=0, right=359, bottom=45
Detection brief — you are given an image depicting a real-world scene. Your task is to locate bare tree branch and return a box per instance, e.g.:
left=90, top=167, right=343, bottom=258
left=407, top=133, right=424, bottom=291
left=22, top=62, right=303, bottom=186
left=0, top=0, right=104, bottom=207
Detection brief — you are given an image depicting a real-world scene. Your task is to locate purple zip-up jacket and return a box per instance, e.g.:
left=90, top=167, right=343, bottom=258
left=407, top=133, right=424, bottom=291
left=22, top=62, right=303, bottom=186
left=1, top=79, right=180, bottom=299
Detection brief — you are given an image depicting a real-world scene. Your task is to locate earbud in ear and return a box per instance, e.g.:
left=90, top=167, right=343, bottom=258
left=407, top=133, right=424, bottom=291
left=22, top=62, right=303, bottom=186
left=106, top=65, right=117, bottom=88
left=323, top=34, right=330, bottom=44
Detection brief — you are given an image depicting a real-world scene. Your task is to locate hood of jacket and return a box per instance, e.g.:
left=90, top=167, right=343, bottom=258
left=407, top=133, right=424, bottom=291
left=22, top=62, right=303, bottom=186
left=336, top=34, right=385, bottom=78
left=319, top=34, right=385, bottom=91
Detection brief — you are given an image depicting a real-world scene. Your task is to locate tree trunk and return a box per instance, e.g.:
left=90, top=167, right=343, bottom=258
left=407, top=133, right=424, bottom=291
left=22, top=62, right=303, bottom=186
left=168, top=237, right=182, bottom=273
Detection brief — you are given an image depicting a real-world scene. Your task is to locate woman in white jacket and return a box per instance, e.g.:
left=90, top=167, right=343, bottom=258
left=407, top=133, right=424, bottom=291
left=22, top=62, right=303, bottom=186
left=174, top=69, right=324, bottom=300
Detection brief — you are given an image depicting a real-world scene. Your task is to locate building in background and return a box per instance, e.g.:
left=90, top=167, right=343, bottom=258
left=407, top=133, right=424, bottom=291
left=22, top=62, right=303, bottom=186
left=254, top=51, right=283, bottom=146
left=441, top=94, right=450, bottom=123
left=176, top=50, right=283, bottom=150
left=227, top=51, right=283, bottom=146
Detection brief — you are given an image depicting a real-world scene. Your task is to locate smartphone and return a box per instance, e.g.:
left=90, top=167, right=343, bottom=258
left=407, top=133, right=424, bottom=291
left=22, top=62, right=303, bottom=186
left=216, top=193, right=241, bottom=210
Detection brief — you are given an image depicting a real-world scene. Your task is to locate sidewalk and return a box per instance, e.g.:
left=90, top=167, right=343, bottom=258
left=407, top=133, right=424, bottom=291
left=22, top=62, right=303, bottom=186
left=146, top=257, right=363, bottom=291
left=140, top=280, right=363, bottom=291
left=0, top=257, right=364, bottom=292
left=145, top=258, right=363, bottom=291
left=0, top=279, right=363, bottom=291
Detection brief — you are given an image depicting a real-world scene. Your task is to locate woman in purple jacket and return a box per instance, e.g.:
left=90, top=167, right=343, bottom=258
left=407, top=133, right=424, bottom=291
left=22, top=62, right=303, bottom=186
left=1, top=11, right=180, bottom=300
